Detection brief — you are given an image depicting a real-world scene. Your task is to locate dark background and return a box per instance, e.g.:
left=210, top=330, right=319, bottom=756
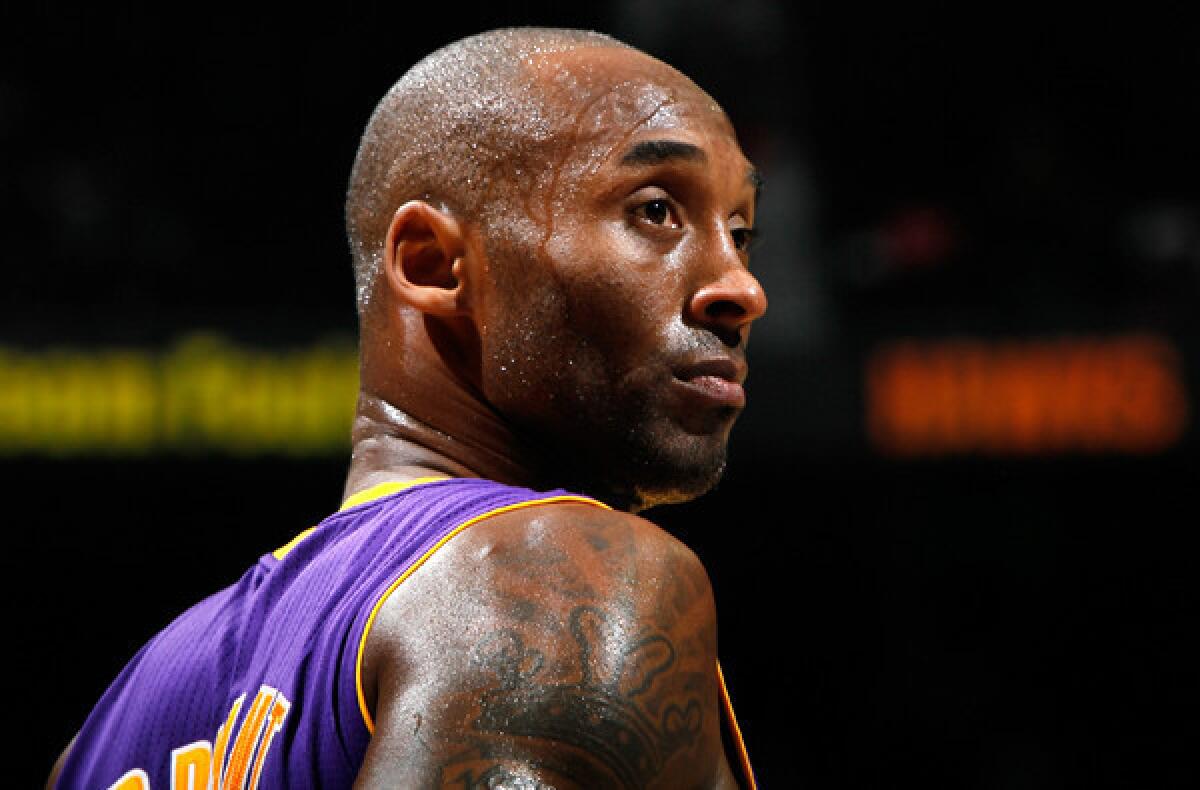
left=5, top=3, right=1200, bottom=787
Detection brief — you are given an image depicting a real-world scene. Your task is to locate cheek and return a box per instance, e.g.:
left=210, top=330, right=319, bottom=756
left=478, top=264, right=602, bottom=417
left=575, top=294, right=668, bottom=379
left=480, top=220, right=688, bottom=417
left=550, top=225, right=686, bottom=361
left=481, top=284, right=565, bottom=390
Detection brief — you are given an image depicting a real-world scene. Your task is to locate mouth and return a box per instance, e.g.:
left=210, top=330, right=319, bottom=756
left=673, top=357, right=747, bottom=409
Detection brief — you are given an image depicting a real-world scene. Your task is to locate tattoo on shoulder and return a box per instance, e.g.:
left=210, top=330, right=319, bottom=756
left=450, top=765, right=558, bottom=790
left=440, top=604, right=703, bottom=789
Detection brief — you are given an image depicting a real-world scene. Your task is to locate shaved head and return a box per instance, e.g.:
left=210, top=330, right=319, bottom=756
left=347, top=28, right=760, bottom=508
left=345, top=27, right=633, bottom=315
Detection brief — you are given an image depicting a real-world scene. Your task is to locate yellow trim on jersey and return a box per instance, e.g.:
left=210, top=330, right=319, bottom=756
left=354, top=493, right=611, bottom=734
left=339, top=477, right=451, bottom=512
left=271, top=477, right=450, bottom=561
left=271, top=527, right=316, bottom=561
left=717, top=661, right=757, bottom=789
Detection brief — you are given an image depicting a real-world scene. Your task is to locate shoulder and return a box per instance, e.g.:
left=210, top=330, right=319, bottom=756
left=442, top=499, right=710, bottom=592
left=356, top=500, right=723, bottom=787
left=389, top=499, right=713, bottom=637
left=365, top=499, right=715, bottom=671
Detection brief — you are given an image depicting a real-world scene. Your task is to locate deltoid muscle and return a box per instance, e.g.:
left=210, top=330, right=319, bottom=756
left=459, top=605, right=702, bottom=789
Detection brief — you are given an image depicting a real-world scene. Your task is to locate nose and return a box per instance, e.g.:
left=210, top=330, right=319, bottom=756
left=687, top=265, right=768, bottom=347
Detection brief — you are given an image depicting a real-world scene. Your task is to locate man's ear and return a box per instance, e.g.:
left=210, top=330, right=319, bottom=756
left=382, top=200, right=469, bottom=317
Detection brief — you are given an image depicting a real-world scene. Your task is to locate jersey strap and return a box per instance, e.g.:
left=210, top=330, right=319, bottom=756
left=717, top=661, right=757, bottom=789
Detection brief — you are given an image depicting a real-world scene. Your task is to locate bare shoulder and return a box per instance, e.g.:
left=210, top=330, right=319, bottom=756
left=443, top=500, right=714, bottom=604
left=451, top=498, right=707, bottom=570
left=356, top=501, right=725, bottom=789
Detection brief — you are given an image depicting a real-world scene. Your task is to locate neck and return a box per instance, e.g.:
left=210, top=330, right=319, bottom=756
left=343, top=392, right=543, bottom=501
left=349, top=306, right=634, bottom=509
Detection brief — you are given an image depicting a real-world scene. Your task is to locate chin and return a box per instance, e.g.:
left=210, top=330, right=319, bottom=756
left=629, top=479, right=720, bottom=512
left=545, top=429, right=728, bottom=512
left=621, top=434, right=729, bottom=512
left=530, top=392, right=737, bottom=510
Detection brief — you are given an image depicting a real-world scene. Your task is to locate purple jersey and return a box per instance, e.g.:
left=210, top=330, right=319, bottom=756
left=57, top=477, right=756, bottom=789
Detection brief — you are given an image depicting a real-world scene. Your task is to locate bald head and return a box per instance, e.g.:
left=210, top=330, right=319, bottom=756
left=345, top=27, right=636, bottom=315
left=345, top=28, right=763, bottom=507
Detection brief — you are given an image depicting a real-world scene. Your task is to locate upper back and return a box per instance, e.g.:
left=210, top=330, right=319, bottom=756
left=56, top=478, right=605, bottom=790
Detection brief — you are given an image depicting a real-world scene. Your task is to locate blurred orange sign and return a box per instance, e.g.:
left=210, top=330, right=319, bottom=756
left=866, top=334, right=1188, bottom=456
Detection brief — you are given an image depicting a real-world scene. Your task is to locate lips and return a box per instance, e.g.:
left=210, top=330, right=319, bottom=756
left=673, top=357, right=747, bottom=409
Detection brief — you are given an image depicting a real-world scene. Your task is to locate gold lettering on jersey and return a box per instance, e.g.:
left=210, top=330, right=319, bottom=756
left=210, top=692, right=246, bottom=789
left=169, top=741, right=211, bottom=790
left=221, top=686, right=277, bottom=790
left=246, top=695, right=291, bottom=790
left=108, top=768, right=150, bottom=790
left=111, top=685, right=291, bottom=790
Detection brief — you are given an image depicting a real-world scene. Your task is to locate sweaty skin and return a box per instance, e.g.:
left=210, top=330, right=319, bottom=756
left=48, top=34, right=765, bottom=790
left=350, top=45, right=764, bottom=789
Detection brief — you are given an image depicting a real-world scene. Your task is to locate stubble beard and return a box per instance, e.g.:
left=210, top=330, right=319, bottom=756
left=619, top=410, right=731, bottom=512
left=524, top=372, right=733, bottom=512
left=481, top=224, right=732, bottom=511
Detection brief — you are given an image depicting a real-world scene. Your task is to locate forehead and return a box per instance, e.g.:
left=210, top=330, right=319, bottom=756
left=523, top=47, right=746, bottom=169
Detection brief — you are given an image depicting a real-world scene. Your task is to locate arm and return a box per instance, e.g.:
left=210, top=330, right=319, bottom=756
left=354, top=502, right=738, bottom=789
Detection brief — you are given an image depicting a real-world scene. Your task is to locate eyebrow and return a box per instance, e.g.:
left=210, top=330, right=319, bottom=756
left=619, top=139, right=707, bottom=167
left=748, top=167, right=764, bottom=203
left=619, top=138, right=763, bottom=204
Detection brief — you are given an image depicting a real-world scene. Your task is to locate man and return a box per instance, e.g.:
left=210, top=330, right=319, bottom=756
left=51, top=27, right=766, bottom=789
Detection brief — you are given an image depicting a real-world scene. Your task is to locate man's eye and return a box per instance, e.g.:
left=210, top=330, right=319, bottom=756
left=731, top=227, right=757, bottom=252
left=634, top=199, right=679, bottom=228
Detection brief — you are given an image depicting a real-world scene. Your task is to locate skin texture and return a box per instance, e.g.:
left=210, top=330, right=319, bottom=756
left=355, top=504, right=738, bottom=789
left=350, top=40, right=765, bottom=789
left=48, top=30, right=764, bottom=790
left=353, top=44, right=765, bottom=512
left=476, top=48, right=763, bottom=510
